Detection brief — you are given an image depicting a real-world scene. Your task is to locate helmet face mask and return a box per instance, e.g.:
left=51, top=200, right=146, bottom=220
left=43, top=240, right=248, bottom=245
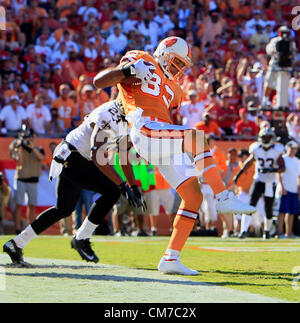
left=258, top=128, right=276, bottom=148
left=154, top=37, right=192, bottom=81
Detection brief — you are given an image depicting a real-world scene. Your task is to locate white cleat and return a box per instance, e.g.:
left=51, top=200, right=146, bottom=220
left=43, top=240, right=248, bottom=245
left=158, top=256, right=199, bottom=275
left=216, top=192, right=256, bottom=215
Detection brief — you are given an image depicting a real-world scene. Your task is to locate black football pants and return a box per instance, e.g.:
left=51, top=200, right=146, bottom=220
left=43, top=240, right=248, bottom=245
left=31, top=149, right=120, bottom=235
left=249, top=181, right=276, bottom=220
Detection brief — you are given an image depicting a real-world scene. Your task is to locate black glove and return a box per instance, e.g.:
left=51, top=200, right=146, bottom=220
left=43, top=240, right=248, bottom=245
left=118, top=182, right=141, bottom=208
left=132, top=185, right=147, bottom=212
left=259, top=168, right=278, bottom=174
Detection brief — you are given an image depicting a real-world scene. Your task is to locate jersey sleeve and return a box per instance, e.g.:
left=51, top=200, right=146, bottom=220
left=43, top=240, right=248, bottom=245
left=249, top=142, right=258, bottom=155
left=276, top=143, right=285, bottom=155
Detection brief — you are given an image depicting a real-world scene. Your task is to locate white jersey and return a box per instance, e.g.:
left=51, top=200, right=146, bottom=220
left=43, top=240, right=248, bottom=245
left=66, top=100, right=129, bottom=161
left=250, top=142, right=285, bottom=183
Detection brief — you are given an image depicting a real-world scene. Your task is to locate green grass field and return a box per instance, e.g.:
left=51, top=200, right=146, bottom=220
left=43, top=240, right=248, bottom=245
left=0, top=235, right=299, bottom=303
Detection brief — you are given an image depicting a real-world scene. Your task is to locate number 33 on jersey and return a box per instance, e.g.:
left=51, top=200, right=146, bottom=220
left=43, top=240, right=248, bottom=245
left=117, top=50, right=184, bottom=124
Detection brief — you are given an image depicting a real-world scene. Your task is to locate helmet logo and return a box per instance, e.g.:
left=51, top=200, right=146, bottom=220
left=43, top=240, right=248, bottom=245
left=164, top=37, right=177, bottom=48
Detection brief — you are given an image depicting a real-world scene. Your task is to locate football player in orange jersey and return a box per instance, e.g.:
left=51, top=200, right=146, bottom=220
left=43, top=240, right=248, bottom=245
left=93, top=36, right=255, bottom=275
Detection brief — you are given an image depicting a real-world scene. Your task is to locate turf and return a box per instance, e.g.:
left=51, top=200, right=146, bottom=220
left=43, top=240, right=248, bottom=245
left=0, top=235, right=299, bottom=302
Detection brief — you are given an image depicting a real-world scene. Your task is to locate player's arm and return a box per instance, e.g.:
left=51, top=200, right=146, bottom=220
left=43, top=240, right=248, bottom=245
left=93, top=59, right=155, bottom=89
left=90, top=124, right=123, bottom=186
left=275, top=154, right=285, bottom=173
left=118, top=136, right=147, bottom=211
left=233, top=154, right=255, bottom=184
left=93, top=67, right=126, bottom=89
left=118, top=135, right=136, bottom=187
left=90, top=124, right=142, bottom=208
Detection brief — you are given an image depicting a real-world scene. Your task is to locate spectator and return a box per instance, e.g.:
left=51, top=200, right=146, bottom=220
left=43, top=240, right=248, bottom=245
left=202, top=10, right=225, bottom=49
left=51, top=42, right=69, bottom=65
left=194, top=112, right=222, bottom=137
left=154, top=7, right=173, bottom=37
left=234, top=108, right=260, bottom=139
left=73, top=189, right=95, bottom=231
left=26, top=94, right=52, bottom=137
left=138, top=11, right=160, bottom=47
left=61, top=49, right=85, bottom=85
left=277, top=141, right=300, bottom=238
left=217, top=95, right=238, bottom=136
left=123, top=9, right=139, bottom=34
left=51, top=84, right=77, bottom=133
left=248, top=25, right=270, bottom=49
left=53, top=17, right=74, bottom=42
left=220, top=148, right=239, bottom=238
left=0, top=96, right=27, bottom=137
left=245, top=9, right=265, bottom=37
left=177, top=0, right=191, bottom=29
left=78, top=84, right=99, bottom=119
left=34, top=34, right=52, bottom=63
left=49, top=107, right=64, bottom=137
left=106, top=26, right=128, bottom=55
left=178, top=90, right=204, bottom=127
left=9, top=128, right=45, bottom=233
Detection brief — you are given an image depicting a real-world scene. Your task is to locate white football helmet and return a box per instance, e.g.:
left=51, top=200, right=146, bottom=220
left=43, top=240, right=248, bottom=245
left=258, top=127, right=276, bottom=149
left=153, top=36, right=192, bottom=80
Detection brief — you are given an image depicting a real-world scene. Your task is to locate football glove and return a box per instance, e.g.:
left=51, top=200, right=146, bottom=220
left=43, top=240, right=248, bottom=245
left=131, top=185, right=147, bottom=212
left=118, top=182, right=141, bottom=208
left=122, top=59, right=155, bottom=83
left=258, top=167, right=278, bottom=174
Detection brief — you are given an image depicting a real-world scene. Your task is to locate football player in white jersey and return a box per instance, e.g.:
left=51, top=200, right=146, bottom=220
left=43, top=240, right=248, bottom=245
left=234, top=127, right=285, bottom=239
left=3, top=100, right=145, bottom=266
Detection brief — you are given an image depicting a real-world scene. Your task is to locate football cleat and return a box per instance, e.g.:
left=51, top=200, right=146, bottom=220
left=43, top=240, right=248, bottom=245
left=3, top=239, right=24, bottom=264
left=71, top=237, right=99, bottom=263
left=263, top=231, right=271, bottom=240
left=216, top=192, right=256, bottom=215
left=158, top=256, right=199, bottom=275
left=239, top=231, right=248, bottom=239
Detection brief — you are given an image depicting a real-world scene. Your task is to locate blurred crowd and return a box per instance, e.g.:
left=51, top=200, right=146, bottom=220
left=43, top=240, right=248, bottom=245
left=0, top=0, right=299, bottom=140
left=1, top=0, right=300, bottom=237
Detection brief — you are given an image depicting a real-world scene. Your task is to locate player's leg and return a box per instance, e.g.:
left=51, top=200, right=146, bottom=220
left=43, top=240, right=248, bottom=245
left=158, top=176, right=202, bottom=275
left=136, top=123, right=255, bottom=214
left=71, top=159, right=121, bottom=261
left=3, top=174, right=81, bottom=265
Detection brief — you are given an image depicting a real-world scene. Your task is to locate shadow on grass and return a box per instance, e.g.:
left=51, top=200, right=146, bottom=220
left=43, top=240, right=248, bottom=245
left=5, top=272, right=279, bottom=287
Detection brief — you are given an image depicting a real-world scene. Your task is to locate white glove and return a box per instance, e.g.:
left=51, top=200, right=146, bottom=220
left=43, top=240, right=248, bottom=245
left=132, top=59, right=156, bottom=82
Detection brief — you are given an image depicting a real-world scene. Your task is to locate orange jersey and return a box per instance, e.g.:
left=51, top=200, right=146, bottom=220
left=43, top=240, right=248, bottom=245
left=117, top=50, right=183, bottom=124
left=52, top=98, right=76, bottom=129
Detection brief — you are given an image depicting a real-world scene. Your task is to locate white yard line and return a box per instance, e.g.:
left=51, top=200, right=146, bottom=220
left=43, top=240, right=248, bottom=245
left=0, top=254, right=289, bottom=303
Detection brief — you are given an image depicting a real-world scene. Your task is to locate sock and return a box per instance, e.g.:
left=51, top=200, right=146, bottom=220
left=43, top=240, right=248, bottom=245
left=194, top=153, right=226, bottom=195
left=164, top=248, right=180, bottom=260
left=264, top=218, right=272, bottom=232
left=75, top=218, right=98, bottom=240
left=151, top=226, right=157, bottom=232
left=241, top=214, right=252, bottom=233
left=14, top=225, right=37, bottom=249
left=167, top=214, right=196, bottom=252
